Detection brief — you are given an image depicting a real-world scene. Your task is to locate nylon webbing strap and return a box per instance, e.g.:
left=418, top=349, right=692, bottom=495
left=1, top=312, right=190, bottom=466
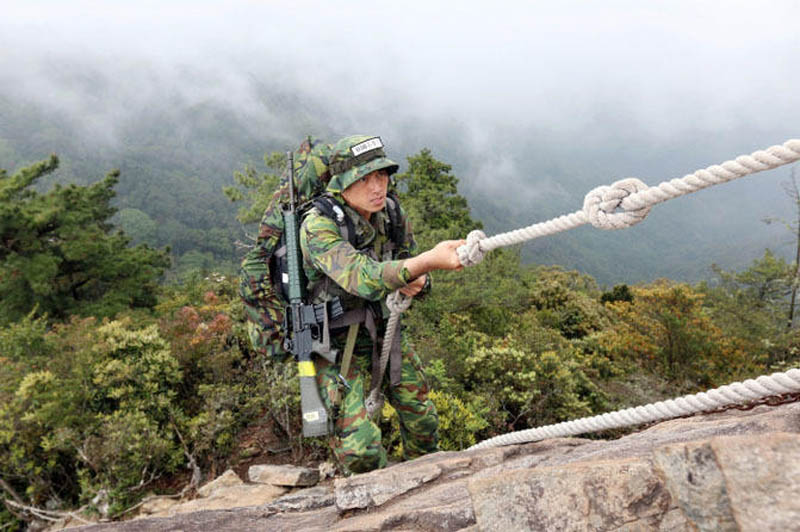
left=340, top=323, right=359, bottom=381
left=331, top=323, right=359, bottom=406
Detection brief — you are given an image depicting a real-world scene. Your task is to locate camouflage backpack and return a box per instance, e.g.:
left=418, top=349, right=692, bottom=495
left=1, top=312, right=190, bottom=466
left=239, top=136, right=404, bottom=360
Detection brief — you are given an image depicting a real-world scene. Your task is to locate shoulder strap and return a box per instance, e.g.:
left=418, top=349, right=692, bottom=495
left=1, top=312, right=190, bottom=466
left=312, top=192, right=404, bottom=250
left=384, top=191, right=404, bottom=248
left=311, top=194, right=357, bottom=247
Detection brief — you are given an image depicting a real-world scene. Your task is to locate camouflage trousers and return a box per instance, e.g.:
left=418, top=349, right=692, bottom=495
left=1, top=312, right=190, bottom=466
left=315, top=332, right=439, bottom=474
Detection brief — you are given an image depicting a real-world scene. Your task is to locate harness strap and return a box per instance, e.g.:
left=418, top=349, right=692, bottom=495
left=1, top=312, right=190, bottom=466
left=331, top=322, right=359, bottom=406
left=312, top=195, right=354, bottom=246
left=330, top=306, right=399, bottom=389
left=330, top=307, right=379, bottom=376
left=341, top=323, right=359, bottom=378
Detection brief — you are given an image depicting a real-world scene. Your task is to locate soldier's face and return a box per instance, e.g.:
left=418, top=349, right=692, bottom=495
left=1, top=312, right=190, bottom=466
left=341, top=169, right=390, bottom=220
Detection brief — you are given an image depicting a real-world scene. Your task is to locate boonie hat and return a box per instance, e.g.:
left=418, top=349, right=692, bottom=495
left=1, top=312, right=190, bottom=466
left=326, top=135, right=399, bottom=194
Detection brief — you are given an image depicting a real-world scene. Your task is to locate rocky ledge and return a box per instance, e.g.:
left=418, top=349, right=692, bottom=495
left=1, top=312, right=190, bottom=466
left=77, top=401, right=800, bottom=531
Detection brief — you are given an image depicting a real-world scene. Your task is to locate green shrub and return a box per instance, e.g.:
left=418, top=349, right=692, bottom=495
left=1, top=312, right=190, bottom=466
left=0, top=317, right=185, bottom=515
left=529, top=267, right=606, bottom=339
left=429, top=390, right=490, bottom=450
left=464, top=340, right=600, bottom=430
left=378, top=389, right=490, bottom=458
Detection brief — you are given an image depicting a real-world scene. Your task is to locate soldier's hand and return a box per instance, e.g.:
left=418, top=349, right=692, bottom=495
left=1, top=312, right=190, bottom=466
left=404, top=239, right=466, bottom=278
left=430, top=239, right=466, bottom=271
left=400, top=274, right=427, bottom=297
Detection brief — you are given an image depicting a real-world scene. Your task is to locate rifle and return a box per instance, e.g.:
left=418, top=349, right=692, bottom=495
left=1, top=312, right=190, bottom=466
left=281, top=150, right=342, bottom=437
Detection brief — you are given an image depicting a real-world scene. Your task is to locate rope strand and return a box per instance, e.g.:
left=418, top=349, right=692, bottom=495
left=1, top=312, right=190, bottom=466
left=365, top=291, right=412, bottom=418
left=469, top=368, right=800, bottom=450
left=458, top=139, right=800, bottom=266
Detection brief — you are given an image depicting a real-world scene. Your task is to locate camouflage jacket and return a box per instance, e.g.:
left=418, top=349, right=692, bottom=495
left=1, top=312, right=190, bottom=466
left=299, top=196, right=416, bottom=312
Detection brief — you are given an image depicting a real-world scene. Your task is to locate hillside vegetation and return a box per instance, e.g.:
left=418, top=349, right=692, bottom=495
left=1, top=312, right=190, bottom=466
left=1, top=91, right=794, bottom=285
left=1, top=151, right=799, bottom=529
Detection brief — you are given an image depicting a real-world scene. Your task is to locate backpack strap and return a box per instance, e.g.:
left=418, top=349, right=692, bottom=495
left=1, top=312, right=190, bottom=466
left=384, top=191, right=405, bottom=250
left=312, top=194, right=356, bottom=247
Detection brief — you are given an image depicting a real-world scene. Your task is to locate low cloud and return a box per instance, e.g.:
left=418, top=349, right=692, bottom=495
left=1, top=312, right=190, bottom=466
left=2, top=0, right=798, bottom=259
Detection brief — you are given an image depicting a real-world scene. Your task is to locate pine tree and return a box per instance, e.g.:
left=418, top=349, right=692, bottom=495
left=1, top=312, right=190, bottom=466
left=394, top=149, right=482, bottom=248
left=0, top=156, right=170, bottom=324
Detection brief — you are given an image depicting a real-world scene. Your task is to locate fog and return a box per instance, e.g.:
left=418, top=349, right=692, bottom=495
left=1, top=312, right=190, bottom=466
left=1, top=0, right=799, bottom=281
left=5, top=2, right=798, bottom=140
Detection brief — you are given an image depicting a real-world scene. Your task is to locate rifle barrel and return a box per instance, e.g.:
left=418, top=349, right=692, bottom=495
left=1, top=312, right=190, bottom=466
left=287, top=151, right=296, bottom=211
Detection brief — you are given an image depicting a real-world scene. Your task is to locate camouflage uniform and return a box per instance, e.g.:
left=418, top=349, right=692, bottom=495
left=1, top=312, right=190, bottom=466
left=300, top=135, right=439, bottom=474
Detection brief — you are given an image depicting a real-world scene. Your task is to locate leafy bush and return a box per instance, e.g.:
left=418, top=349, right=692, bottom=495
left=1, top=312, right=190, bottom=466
left=599, top=281, right=764, bottom=387
left=0, top=317, right=184, bottom=515
left=379, top=389, right=490, bottom=458
left=429, top=390, right=490, bottom=450
left=529, top=266, right=606, bottom=339
left=0, top=275, right=290, bottom=523
left=463, top=338, right=601, bottom=430
left=601, top=284, right=634, bottom=304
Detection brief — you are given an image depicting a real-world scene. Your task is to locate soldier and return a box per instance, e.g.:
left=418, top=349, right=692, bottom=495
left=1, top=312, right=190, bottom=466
left=301, top=135, right=464, bottom=473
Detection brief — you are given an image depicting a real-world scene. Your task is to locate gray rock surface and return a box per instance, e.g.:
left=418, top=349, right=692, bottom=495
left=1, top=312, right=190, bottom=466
left=75, top=401, right=800, bottom=531
left=158, top=484, right=287, bottom=516
left=655, top=432, right=800, bottom=532
left=196, top=469, right=243, bottom=498
left=249, top=464, right=320, bottom=487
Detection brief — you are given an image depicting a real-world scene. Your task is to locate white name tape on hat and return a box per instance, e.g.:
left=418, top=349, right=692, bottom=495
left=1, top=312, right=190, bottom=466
left=351, top=137, right=383, bottom=157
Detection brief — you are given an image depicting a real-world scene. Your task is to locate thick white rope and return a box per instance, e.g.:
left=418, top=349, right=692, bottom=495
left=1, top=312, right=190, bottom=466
left=468, top=368, right=800, bottom=450
left=365, top=290, right=412, bottom=418
left=457, top=139, right=800, bottom=267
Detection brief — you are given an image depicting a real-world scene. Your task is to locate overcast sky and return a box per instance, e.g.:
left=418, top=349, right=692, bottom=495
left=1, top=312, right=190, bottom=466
left=3, top=1, right=798, bottom=134
left=1, top=0, right=798, bottom=222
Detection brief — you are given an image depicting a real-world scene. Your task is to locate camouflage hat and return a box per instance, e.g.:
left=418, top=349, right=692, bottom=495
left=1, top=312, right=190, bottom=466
left=326, top=135, right=399, bottom=194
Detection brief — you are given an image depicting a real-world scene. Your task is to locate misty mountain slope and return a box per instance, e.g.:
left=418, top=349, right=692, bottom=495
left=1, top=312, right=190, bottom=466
left=1, top=1, right=798, bottom=283
left=458, top=129, right=797, bottom=285
left=1, top=66, right=796, bottom=283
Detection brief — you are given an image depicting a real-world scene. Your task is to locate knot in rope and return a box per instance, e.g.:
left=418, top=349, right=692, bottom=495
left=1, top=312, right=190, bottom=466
left=583, top=177, right=652, bottom=230
left=386, top=290, right=412, bottom=314
left=457, top=229, right=487, bottom=267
